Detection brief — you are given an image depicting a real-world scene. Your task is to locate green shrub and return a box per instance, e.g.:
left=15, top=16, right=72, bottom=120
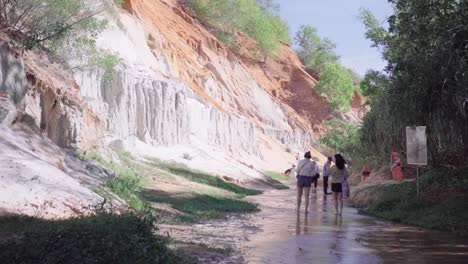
left=294, top=25, right=339, bottom=73
left=314, top=63, right=356, bottom=111
left=187, top=0, right=291, bottom=57
left=0, top=213, right=195, bottom=264
left=114, top=0, right=125, bottom=7
left=76, top=150, right=147, bottom=211
left=318, top=118, right=369, bottom=164
left=89, top=52, right=122, bottom=81
left=358, top=168, right=468, bottom=235
left=106, top=170, right=145, bottom=210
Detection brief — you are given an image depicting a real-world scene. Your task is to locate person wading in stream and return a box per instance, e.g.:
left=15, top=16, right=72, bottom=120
left=323, top=156, right=332, bottom=195
left=295, top=151, right=318, bottom=214
left=329, top=154, right=349, bottom=216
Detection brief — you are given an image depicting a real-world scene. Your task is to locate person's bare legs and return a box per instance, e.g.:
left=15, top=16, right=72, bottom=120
left=338, top=193, right=343, bottom=215
left=303, top=187, right=311, bottom=213
left=297, top=187, right=303, bottom=213
left=333, top=192, right=339, bottom=215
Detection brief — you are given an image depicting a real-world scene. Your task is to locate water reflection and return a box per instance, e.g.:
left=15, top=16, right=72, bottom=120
left=243, top=187, right=468, bottom=264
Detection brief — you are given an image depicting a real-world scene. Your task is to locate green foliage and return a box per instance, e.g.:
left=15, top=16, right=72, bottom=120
left=315, top=63, right=356, bottom=111
left=359, top=70, right=388, bottom=106
left=114, top=0, right=125, bottom=7
left=142, top=192, right=259, bottom=219
left=69, top=33, right=122, bottom=81
left=76, top=150, right=148, bottom=211
left=358, top=8, right=389, bottom=49
left=294, top=25, right=340, bottom=73
left=106, top=169, right=146, bottom=210
left=356, top=168, right=468, bottom=235
left=187, top=0, right=291, bottom=57
left=90, top=52, right=122, bottom=81
left=0, top=213, right=195, bottom=263
left=159, top=162, right=262, bottom=196
left=318, top=118, right=368, bottom=164
left=0, top=0, right=121, bottom=80
left=358, top=0, right=468, bottom=167
left=0, top=0, right=101, bottom=49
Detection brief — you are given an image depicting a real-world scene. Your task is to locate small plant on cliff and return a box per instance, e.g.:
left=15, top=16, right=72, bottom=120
left=114, top=0, right=125, bottom=7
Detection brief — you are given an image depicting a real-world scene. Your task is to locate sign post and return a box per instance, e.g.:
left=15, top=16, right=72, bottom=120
left=406, top=126, right=427, bottom=197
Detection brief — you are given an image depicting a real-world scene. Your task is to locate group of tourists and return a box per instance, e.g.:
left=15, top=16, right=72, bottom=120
left=292, top=151, right=349, bottom=216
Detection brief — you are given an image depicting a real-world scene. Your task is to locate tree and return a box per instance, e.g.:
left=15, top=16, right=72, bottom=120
left=319, top=118, right=367, bottom=164
left=358, top=0, right=468, bottom=167
left=315, top=63, right=356, bottom=111
left=359, top=70, right=388, bottom=106
left=0, top=0, right=102, bottom=49
left=294, top=25, right=339, bottom=73
left=357, top=8, right=389, bottom=49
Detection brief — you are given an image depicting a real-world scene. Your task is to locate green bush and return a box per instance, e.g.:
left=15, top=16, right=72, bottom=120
left=318, top=118, right=369, bottom=164
left=187, top=0, right=291, bottom=57
left=76, top=150, right=147, bottom=211
left=314, top=63, right=356, bottom=111
left=0, top=213, right=195, bottom=264
left=358, top=168, right=468, bottom=235
left=114, top=0, right=125, bottom=7
left=294, top=25, right=339, bottom=73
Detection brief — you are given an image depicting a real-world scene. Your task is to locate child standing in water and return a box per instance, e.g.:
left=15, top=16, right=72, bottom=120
left=329, top=154, right=348, bottom=216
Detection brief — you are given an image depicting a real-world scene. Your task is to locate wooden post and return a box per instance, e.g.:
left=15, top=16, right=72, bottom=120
left=416, top=165, right=420, bottom=197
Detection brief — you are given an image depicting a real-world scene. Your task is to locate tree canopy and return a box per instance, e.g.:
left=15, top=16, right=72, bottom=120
left=314, top=63, right=356, bottom=111
left=358, top=0, right=468, bottom=167
left=294, top=25, right=340, bottom=73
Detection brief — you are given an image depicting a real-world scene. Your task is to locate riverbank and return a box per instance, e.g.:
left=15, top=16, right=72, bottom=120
left=350, top=167, right=468, bottom=237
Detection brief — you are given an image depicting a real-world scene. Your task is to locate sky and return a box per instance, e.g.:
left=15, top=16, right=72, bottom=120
left=275, top=0, right=393, bottom=76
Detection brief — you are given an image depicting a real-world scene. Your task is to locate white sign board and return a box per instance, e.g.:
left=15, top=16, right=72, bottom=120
left=406, top=126, right=427, bottom=165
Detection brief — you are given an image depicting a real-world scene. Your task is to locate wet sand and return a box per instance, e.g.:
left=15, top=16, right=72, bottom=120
left=162, top=185, right=468, bottom=263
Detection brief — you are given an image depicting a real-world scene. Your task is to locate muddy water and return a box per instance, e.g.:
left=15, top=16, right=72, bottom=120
left=161, top=186, right=468, bottom=263
left=242, top=187, right=468, bottom=264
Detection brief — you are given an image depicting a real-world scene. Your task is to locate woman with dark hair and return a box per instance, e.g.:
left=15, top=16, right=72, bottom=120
left=329, top=154, right=349, bottom=215
left=295, top=151, right=318, bottom=214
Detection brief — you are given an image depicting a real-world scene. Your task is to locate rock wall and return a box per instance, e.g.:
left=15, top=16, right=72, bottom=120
left=0, top=35, right=102, bottom=149
left=69, top=2, right=319, bottom=174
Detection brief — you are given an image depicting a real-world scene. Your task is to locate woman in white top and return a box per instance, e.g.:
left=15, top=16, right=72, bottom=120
left=295, top=151, right=318, bottom=214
